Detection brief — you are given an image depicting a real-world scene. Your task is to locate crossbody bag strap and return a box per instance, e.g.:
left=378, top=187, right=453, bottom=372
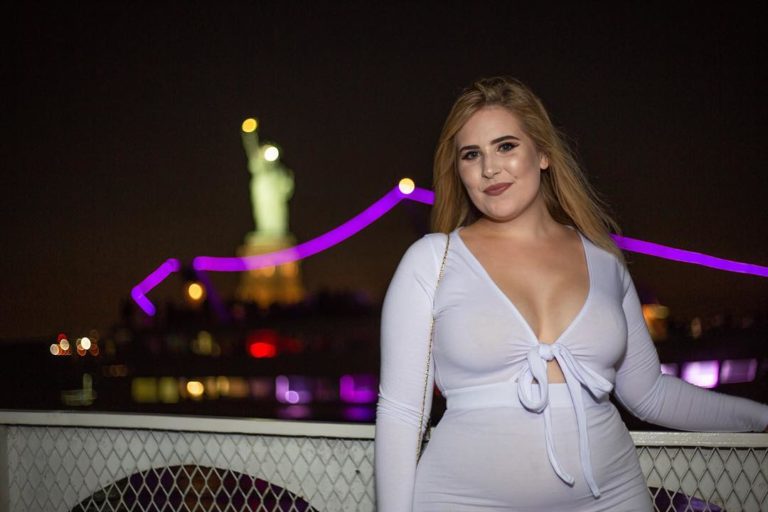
left=416, top=233, right=451, bottom=459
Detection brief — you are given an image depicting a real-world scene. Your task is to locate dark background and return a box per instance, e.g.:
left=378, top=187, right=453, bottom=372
left=4, top=2, right=767, bottom=341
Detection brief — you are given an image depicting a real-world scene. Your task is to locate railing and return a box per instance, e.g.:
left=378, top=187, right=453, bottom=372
left=1, top=411, right=766, bottom=512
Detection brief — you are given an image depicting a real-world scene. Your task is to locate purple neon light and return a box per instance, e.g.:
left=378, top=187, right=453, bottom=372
left=681, top=360, right=720, bottom=389
left=130, top=259, right=180, bottom=316
left=131, top=184, right=768, bottom=316
left=275, top=375, right=313, bottom=404
left=720, top=358, right=758, bottom=384
left=339, top=374, right=378, bottom=404
left=193, top=187, right=408, bottom=272
left=612, top=235, right=768, bottom=277
left=406, top=187, right=435, bottom=205
left=342, top=405, right=376, bottom=422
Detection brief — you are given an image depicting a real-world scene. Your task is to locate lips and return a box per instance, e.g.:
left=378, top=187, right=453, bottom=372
left=483, top=183, right=512, bottom=196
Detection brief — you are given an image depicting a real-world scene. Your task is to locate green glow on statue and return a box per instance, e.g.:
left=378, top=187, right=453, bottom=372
left=241, top=119, right=294, bottom=238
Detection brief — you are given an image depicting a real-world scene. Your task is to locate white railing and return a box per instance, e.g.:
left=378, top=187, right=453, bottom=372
left=1, top=410, right=767, bottom=512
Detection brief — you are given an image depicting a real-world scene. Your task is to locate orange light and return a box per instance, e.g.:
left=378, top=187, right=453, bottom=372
left=242, top=118, right=258, bottom=133
left=186, top=282, right=205, bottom=302
left=186, top=381, right=204, bottom=398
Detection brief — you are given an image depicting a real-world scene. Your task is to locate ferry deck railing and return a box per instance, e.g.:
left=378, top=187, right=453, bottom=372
left=1, top=410, right=766, bottom=511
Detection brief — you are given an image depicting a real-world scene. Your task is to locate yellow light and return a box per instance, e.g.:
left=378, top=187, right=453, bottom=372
left=398, top=178, right=416, bottom=195
left=132, top=378, right=158, bottom=403
left=204, top=376, right=218, bottom=399
left=80, top=337, right=92, bottom=350
left=263, top=145, right=279, bottom=162
left=158, top=377, right=179, bottom=403
left=192, top=331, right=213, bottom=355
left=186, top=381, right=205, bottom=398
left=187, top=282, right=205, bottom=301
left=50, top=344, right=60, bottom=356
left=216, top=376, right=230, bottom=395
left=59, top=339, right=70, bottom=351
left=242, top=118, right=258, bottom=133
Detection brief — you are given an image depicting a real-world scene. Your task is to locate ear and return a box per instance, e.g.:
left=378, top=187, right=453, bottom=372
left=539, top=153, right=550, bottom=171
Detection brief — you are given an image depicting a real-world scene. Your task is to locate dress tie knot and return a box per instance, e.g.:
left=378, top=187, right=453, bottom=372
left=516, top=342, right=614, bottom=499
left=538, top=344, right=555, bottom=361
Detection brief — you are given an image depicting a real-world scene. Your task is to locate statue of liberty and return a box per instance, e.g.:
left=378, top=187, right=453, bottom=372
left=241, top=118, right=294, bottom=239
left=237, top=117, right=303, bottom=306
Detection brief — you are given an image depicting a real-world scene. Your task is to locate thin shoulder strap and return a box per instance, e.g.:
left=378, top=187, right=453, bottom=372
left=416, top=233, right=451, bottom=458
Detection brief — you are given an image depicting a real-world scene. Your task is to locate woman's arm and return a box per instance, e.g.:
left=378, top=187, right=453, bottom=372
left=375, top=235, right=442, bottom=511
left=613, top=264, right=768, bottom=432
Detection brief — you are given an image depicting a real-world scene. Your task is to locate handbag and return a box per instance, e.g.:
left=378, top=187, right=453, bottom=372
left=417, top=233, right=451, bottom=459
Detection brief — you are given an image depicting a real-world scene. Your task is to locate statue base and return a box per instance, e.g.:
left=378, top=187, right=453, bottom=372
left=236, top=233, right=305, bottom=308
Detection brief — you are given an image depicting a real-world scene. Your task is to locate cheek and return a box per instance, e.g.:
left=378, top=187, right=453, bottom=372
left=458, top=166, right=477, bottom=189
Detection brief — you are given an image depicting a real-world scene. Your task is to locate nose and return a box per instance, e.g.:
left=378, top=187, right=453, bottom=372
left=482, top=159, right=501, bottom=179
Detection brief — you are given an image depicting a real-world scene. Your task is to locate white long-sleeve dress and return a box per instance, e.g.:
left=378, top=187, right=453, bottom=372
left=375, top=229, right=768, bottom=511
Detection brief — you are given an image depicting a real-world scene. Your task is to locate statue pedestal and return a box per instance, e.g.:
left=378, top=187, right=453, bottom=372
left=236, top=233, right=305, bottom=308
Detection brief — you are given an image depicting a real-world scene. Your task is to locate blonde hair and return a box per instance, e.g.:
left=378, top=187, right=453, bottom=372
left=431, top=76, right=624, bottom=263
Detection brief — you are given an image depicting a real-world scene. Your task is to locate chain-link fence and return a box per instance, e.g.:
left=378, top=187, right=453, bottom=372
left=1, top=412, right=767, bottom=511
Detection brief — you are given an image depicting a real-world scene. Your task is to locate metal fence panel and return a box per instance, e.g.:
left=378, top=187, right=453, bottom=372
left=2, top=418, right=767, bottom=511
left=6, top=425, right=374, bottom=512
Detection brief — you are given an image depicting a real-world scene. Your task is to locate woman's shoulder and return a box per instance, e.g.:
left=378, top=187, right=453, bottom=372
left=578, top=230, right=632, bottom=290
left=396, top=232, right=451, bottom=270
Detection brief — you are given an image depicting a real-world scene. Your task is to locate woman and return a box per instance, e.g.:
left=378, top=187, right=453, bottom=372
left=375, top=77, right=768, bottom=511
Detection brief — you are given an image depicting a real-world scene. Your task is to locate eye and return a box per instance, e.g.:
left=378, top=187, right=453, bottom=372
left=460, top=150, right=479, bottom=161
left=498, top=142, right=518, bottom=152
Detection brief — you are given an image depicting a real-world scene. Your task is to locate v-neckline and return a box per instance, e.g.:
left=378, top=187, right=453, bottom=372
left=453, top=227, right=593, bottom=346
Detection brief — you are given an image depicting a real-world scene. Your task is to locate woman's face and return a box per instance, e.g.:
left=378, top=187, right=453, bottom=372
left=455, top=106, right=549, bottom=225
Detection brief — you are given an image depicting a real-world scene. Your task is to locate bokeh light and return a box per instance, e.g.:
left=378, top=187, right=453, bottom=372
left=263, top=145, right=279, bottom=162
left=398, top=178, right=415, bottom=194
left=241, top=118, right=258, bottom=133
left=186, top=381, right=205, bottom=398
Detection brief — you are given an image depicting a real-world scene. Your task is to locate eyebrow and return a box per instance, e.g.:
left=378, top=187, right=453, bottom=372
left=458, top=135, right=520, bottom=153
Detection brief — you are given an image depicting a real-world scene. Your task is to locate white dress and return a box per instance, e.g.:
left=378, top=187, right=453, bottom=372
left=375, top=229, right=768, bottom=511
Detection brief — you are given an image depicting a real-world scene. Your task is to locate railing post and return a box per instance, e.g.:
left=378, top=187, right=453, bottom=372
left=0, top=426, right=8, bottom=512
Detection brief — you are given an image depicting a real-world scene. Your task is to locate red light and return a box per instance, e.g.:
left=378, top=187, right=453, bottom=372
left=247, top=330, right=278, bottom=359
left=249, top=342, right=277, bottom=358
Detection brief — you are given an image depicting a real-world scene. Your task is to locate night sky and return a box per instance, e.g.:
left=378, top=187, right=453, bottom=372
left=4, top=2, right=767, bottom=340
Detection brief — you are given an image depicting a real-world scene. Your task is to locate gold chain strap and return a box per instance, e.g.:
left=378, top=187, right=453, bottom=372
left=416, top=233, right=451, bottom=459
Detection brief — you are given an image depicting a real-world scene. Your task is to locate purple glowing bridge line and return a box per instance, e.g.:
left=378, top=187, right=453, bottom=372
left=611, top=235, right=768, bottom=278
left=193, top=186, right=432, bottom=272
left=130, top=258, right=181, bottom=316
left=130, top=183, right=766, bottom=316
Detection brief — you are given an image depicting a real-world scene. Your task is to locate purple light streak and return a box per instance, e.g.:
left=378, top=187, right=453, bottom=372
left=193, top=187, right=407, bottom=272
left=612, top=235, right=768, bottom=277
left=131, top=184, right=768, bottom=316
left=130, top=259, right=180, bottom=316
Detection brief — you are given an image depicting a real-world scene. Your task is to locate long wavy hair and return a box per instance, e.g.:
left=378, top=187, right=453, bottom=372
left=431, top=76, right=624, bottom=263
